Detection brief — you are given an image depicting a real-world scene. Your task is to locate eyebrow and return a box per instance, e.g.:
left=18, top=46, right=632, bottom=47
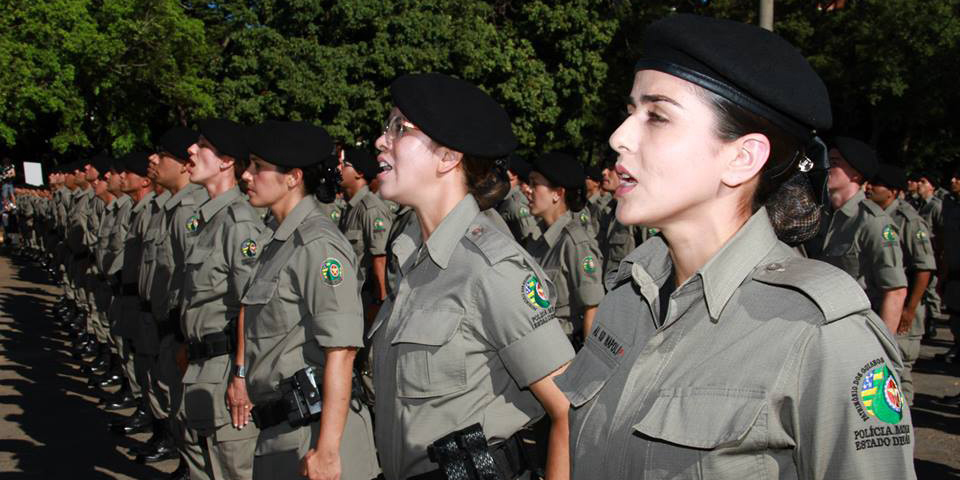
left=626, top=93, right=683, bottom=108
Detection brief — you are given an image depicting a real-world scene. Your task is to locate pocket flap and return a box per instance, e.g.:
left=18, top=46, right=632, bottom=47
left=633, top=387, right=765, bottom=449
left=186, top=245, right=213, bottom=265
left=391, top=308, right=463, bottom=346
left=242, top=277, right=278, bottom=305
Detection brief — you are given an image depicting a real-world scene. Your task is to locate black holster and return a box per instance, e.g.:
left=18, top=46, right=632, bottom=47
left=252, top=366, right=323, bottom=430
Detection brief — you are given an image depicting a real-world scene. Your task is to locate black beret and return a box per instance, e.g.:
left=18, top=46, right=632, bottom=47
left=120, top=151, right=151, bottom=177
left=507, top=153, right=533, bottom=182
left=246, top=120, right=335, bottom=169
left=343, top=148, right=379, bottom=181
left=637, top=14, right=831, bottom=136
left=157, top=127, right=199, bottom=162
left=532, top=152, right=585, bottom=190
left=585, top=165, right=603, bottom=182
left=87, top=153, right=113, bottom=178
left=390, top=73, right=517, bottom=158
left=872, top=164, right=907, bottom=191
left=832, top=136, right=878, bottom=180
left=197, top=119, right=248, bottom=161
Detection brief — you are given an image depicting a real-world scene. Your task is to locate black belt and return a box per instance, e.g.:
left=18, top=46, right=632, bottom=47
left=121, top=283, right=139, bottom=296
left=187, top=325, right=236, bottom=362
left=409, top=426, right=532, bottom=480
left=251, top=398, right=291, bottom=431
left=140, top=300, right=152, bottom=312
left=156, top=320, right=185, bottom=343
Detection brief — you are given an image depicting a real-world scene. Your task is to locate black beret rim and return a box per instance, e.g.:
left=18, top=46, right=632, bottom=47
left=635, top=58, right=813, bottom=139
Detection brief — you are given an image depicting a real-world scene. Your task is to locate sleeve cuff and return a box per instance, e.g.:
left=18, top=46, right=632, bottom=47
left=575, top=285, right=605, bottom=307
left=499, top=320, right=574, bottom=387
left=310, top=312, right=365, bottom=348
left=875, top=267, right=908, bottom=289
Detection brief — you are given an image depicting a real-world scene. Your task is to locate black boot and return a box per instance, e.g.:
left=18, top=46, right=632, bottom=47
left=110, top=406, right=153, bottom=435
left=102, top=380, right=137, bottom=410
left=130, top=419, right=166, bottom=456
left=136, top=419, right=178, bottom=463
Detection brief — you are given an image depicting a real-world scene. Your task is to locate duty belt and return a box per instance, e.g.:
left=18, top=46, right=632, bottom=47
left=252, top=367, right=325, bottom=430
left=408, top=424, right=536, bottom=480
left=156, top=319, right=185, bottom=343
left=187, top=321, right=237, bottom=362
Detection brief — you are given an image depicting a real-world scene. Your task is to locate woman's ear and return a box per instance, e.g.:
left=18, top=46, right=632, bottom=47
left=220, top=155, right=236, bottom=173
left=720, top=133, right=770, bottom=188
left=436, top=147, right=464, bottom=175
left=287, top=167, right=304, bottom=190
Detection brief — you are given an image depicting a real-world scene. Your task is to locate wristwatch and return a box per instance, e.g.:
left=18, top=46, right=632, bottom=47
left=233, top=364, right=247, bottom=379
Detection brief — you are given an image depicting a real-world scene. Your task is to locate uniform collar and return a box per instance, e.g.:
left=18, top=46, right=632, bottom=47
left=420, top=194, right=480, bottom=270
left=165, top=183, right=203, bottom=211
left=153, top=190, right=171, bottom=208
left=132, top=191, right=154, bottom=212
left=619, top=208, right=780, bottom=321
left=198, top=185, right=241, bottom=223
left=115, top=194, right=131, bottom=209
left=541, top=211, right=572, bottom=248
left=838, top=189, right=866, bottom=217
left=273, top=195, right=321, bottom=241
left=348, top=185, right=371, bottom=208
left=882, top=198, right=901, bottom=216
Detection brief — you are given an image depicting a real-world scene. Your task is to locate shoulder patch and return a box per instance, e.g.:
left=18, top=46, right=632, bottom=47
left=321, top=257, right=344, bottom=286
left=578, top=210, right=591, bottom=225
left=853, top=361, right=904, bottom=425
left=582, top=255, right=597, bottom=274
left=240, top=239, right=258, bottom=258
left=751, top=257, right=871, bottom=324
left=916, top=229, right=928, bottom=241
left=882, top=225, right=898, bottom=242
left=373, top=217, right=387, bottom=232
left=330, top=209, right=341, bottom=222
left=519, top=206, right=530, bottom=218
left=185, top=215, right=200, bottom=233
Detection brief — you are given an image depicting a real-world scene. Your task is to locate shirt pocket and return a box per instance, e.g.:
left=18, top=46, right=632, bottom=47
left=185, top=245, right=217, bottom=291
left=345, top=230, right=363, bottom=257
left=632, top=387, right=767, bottom=479
left=391, top=307, right=467, bottom=399
left=826, top=242, right=859, bottom=276
left=242, top=277, right=291, bottom=338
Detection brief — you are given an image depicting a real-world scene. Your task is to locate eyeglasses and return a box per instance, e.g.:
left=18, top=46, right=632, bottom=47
left=382, top=115, right=418, bottom=146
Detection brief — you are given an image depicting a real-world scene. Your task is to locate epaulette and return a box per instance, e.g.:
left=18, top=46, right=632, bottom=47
left=295, top=213, right=336, bottom=246
left=566, top=220, right=593, bottom=245
left=228, top=201, right=256, bottom=223
left=465, top=216, right=520, bottom=266
left=751, top=256, right=871, bottom=324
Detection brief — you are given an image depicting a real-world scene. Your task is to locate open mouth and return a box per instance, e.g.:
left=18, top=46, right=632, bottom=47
left=615, top=164, right=636, bottom=187
left=378, top=160, right=393, bottom=173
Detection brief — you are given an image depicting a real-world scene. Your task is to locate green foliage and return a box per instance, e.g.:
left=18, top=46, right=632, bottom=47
left=3, top=0, right=960, bottom=174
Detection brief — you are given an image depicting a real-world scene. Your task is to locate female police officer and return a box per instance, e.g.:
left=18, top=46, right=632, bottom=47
left=526, top=152, right=604, bottom=345
left=554, top=14, right=916, bottom=479
left=236, top=120, right=379, bottom=480
left=369, top=73, right=575, bottom=480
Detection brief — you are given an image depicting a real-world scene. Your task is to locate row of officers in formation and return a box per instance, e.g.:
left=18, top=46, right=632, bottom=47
left=6, top=13, right=960, bottom=480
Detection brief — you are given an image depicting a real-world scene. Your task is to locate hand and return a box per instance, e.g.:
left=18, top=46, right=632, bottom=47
left=300, top=448, right=341, bottom=480
left=897, top=309, right=916, bottom=335
left=226, top=375, right=253, bottom=429
left=175, top=344, right=188, bottom=376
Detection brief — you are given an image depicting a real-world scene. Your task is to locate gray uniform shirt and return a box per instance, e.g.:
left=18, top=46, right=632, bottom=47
left=182, top=186, right=263, bottom=433
left=139, top=191, right=170, bottom=301
left=241, top=195, right=365, bottom=454
left=818, top=190, right=907, bottom=311
left=339, top=185, right=391, bottom=287
left=497, top=185, right=541, bottom=245
left=885, top=199, right=936, bottom=338
left=369, top=194, right=574, bottom=479
left=152, top=183, right=208, bottom=320
left=556, top=208, right=916, bottom=480
left=105, top=195, right=132, bottom=276
left=526, top=211, right=605, bottom=324
left=596, top=198, right=638, bottom=290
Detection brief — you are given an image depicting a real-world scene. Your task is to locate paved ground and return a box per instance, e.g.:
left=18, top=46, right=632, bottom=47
left=0, top=248, right=957, bottom=478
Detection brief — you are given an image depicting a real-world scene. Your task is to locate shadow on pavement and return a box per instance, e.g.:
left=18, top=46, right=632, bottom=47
left=915, top=459, right=960, bottom=479
left=0, top=255, right=167, bottom=478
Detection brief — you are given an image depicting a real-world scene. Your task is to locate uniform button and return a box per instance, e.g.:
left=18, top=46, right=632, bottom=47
left=765, top=262, right=785, bottom=272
